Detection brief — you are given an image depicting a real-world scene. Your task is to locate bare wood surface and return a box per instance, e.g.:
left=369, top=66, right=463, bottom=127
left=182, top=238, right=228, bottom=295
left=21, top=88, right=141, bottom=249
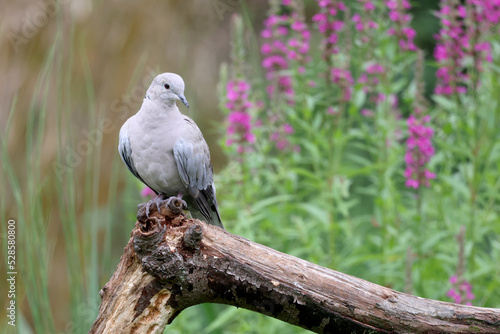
left=90, top=198, right=500, bottom=333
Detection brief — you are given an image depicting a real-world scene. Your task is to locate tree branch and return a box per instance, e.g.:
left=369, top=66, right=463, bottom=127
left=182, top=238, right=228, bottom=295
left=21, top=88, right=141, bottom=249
left=90, top=197, right=500, bottom=333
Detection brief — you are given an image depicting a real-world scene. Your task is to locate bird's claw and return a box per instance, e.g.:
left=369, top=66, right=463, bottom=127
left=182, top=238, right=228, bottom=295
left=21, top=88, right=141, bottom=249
left=155, top=199, right=163, bottom=214
left=145, top=194, right=166, bottom=217
left=143, top=195, right=186, bottom=217
left=166, top=196, right=187, bottom=214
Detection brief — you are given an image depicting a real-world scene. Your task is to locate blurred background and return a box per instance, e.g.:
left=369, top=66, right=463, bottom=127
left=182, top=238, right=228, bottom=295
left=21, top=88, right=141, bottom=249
left=1, top=0, right=499, bottom=333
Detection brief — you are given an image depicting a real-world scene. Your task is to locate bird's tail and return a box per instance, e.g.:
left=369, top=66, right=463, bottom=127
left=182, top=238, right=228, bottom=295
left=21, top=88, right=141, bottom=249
left=186, top=197, right=224, bottom=229
left=189, top=208, right=224, bottom=229
left=210, top=205, right=224, bottom=229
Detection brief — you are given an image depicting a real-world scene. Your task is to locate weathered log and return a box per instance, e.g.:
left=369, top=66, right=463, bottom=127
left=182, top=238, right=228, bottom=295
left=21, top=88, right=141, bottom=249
left=90, top=197, right=500, bottom=333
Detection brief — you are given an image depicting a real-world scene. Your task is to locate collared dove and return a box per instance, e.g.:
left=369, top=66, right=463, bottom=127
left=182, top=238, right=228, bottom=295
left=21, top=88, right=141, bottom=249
left=118, top=72, right=223, bottom=228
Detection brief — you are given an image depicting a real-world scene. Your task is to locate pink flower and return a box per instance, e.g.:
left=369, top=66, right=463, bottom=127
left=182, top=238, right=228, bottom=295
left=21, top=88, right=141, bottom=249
left=327, top=106, right=337, bottom=114
left=319, top=0, right=331, bottom=8
left=359, top=63, right=384, bottom=93
left=404, top=115, right=435, bottom=189
left=331, top=67, right=354, bottom=102
left=361, top=108, right=374, bottom=117
left=364, top=2, right=375, bottom=10
left=446, top=288, right=462, bottom=304
left=244, top=133, right=256, bottom=144
left=434, top=0, right=498, bottom=95
left=227, top=89, right=238, bottom=101
left=276, top=140, right=289, bottom=151
left=225, top=79, right=256, bottom=153
left=314, top=0, right=346, bottom=60
left=261, top=29, right=272, bottom=38
left=386, top=0, right=397, bottom=9
left=260, top=8, right=310, bottom=104
left=268, top=122, right=295, bottom=151
left=261, top=43, right=272, bottom=55
left=291, top=21, right=307, bottom=31
left=386, top=0, right=416, bottom=51
left=447, top=275, right=475, bottom=305
left=283, top=123, right=294, bottom=134
left=389, top=11, right=400, bottom=21
left=350, top=1, right=379, bottom=35
left=366, top=63, right=385, bottom=74
left=332, top=20, right=344, bottom=30
left=402, top=27, right=416, bottom=39
left=288, top=38, right=300, bottom=48
left=238, top=81, right=250, bottom=91
left=424, top=169, right=436, bottom=180
left=313, top=12, right=327, bottom=23
left=457, top=5, right=467, bottom=18
left=277, top=26, right=289, bottom=36
left=405, top=178, right=419, bottom=188
left=260, top=5, right=309, bottom=152
left=141, top=186, right=156, bottom=198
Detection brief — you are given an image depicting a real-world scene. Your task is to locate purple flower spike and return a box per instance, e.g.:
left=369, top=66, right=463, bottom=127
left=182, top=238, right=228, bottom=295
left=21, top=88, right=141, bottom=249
left=225, top=79, right=256, bottom=154
left=404, top=115, right=435, bottom=189
left=447, top=274, right=475, bottom=305
left=386, top=0, right=417, bottom=51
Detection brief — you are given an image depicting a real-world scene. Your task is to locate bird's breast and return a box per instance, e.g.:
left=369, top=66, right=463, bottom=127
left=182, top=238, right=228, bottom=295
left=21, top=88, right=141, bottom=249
left=129, top=116, right=186, bottom=195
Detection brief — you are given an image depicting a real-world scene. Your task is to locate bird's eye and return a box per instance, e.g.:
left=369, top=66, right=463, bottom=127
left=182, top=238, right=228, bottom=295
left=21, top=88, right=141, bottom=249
left=164, top=83, right=170, bottom=89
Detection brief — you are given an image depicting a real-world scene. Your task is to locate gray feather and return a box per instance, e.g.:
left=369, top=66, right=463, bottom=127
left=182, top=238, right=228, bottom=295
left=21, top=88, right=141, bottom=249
left=118, top=131, right=157, bottom=194
left=173, top=137, right=223, bottom=228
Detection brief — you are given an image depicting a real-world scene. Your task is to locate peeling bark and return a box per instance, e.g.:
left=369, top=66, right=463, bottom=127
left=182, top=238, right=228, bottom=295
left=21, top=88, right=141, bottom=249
left=90, top=197, right=500, bottom=334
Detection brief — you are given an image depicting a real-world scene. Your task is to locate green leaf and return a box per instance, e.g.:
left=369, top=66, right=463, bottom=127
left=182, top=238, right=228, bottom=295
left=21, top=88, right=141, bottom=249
left=433, top=95, right=458, bottom=111
left=204, top=307, right=240, bottom=333
left=297, top=202, right=332, bottom=226
left=251, top=194, right=293, bottom=212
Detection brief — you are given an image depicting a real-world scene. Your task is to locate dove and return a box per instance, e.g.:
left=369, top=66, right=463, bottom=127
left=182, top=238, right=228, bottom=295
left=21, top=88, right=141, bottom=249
left=118, top=72, right=223, bottom=228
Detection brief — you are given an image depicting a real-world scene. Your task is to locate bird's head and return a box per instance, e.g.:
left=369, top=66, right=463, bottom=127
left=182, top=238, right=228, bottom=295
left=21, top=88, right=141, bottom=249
left=146, top=72, right=189, bottom=108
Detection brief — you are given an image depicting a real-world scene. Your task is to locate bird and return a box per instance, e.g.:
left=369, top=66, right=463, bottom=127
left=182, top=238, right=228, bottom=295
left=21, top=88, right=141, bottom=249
left=118, top=72, right=223, bottom=228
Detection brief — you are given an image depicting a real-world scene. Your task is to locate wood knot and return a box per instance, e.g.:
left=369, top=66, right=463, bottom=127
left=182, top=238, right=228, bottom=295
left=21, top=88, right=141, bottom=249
left=183, top=224, right=203, bottom=250
left=138, top=216, right=162, bottom=234
left=133, top=221, right=167, bottom=258
left=99, top=284, right=108, bottom=299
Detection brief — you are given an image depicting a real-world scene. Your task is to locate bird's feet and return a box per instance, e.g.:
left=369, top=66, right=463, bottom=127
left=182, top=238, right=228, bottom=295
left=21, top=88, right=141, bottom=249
left=145, top=194, right=166, bottom=217
left=142, top=194, right=187, bottom=217
left=165, top=196, right=187, bottom=215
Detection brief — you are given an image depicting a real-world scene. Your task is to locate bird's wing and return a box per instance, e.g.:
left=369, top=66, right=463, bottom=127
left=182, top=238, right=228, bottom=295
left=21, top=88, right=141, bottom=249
left=118, top=123, right=158, bottom=194
left=173, top=118, right=222, bottom=227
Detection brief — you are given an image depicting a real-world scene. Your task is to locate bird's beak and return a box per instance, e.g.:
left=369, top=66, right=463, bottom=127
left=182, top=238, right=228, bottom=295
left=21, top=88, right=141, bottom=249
left=178, top=94, right=189, bottom=108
